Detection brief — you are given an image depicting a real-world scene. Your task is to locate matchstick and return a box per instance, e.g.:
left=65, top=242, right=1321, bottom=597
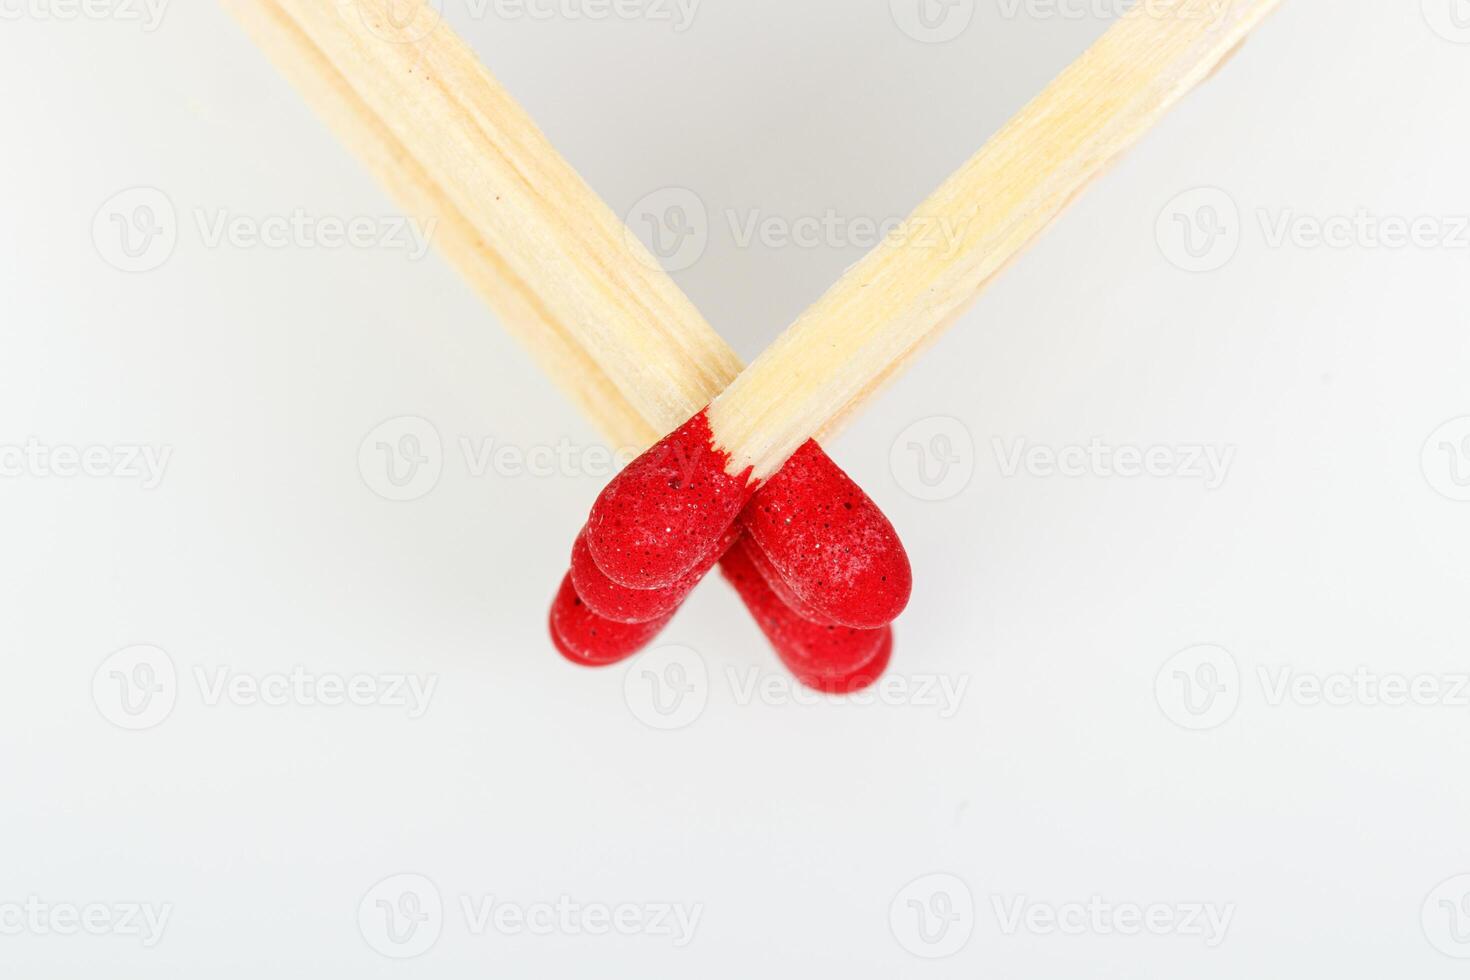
left=705, top=0, right=1283, bottom=479
left=582, top=0, right=1281, bottom=589
left=705, top=0, right=1281, bottom=478
left=232, top=0, right=741, bottom=438
left=226, top=0, right=911, bottom=635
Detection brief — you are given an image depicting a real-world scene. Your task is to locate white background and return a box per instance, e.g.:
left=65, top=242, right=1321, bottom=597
left=3, top=0, right=1470, bottom=976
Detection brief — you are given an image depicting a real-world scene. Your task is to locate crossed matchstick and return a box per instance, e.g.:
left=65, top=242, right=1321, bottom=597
left=228, top=0, right=1280, bottom=687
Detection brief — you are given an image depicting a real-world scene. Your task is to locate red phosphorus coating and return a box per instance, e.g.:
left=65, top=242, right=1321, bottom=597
left=585, top=410, right=754, bottom=590
left=819, top=629, right=893, bottom=696
left=569, top=524, right=740, bottom=625
left=740, top=532, right=835, bottom=625
left=740, top=440, right=912, bottom=629
left=549, top=573, right=674, bottom=667
left=719, top=538, right=891, bottom=692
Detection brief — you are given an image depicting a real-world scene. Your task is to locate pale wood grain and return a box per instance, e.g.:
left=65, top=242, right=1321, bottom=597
left=707, top=0, right=1282, bottom=477
left=228, top=0, right=741, bottom=447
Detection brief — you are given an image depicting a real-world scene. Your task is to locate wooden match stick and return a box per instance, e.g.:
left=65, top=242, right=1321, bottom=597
left=705, top=0, right=1283, bottom=479
left=227, top=0, right=913, bottom=632
left=228, top=0, right=741, bottom=444
left=579, top=0, right=1280, bottom=591
left=224, top=0, right=660, bottom=452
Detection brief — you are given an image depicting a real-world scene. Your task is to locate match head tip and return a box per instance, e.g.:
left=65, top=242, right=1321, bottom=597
left=570, top=529, right=728, bottom=624
left=586, top=410, right=753, bottom=589
left=549, top=573, right=673, bottom=667
left=719, top=538, right=893, bottom=692
left=742, top=440, right=912, bottom=629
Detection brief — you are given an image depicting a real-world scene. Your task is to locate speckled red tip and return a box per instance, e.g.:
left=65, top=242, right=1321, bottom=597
left=585, top=411, right=754, bottom=590
left=720, top=538, right=891, bottom=692
left=739, top=531, right=835, bottom=625
left=569, top=525, right=740, bottom=625
left=549, top=573, right=673, bottom=667
left=740, top=440, right=912, bottom=629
